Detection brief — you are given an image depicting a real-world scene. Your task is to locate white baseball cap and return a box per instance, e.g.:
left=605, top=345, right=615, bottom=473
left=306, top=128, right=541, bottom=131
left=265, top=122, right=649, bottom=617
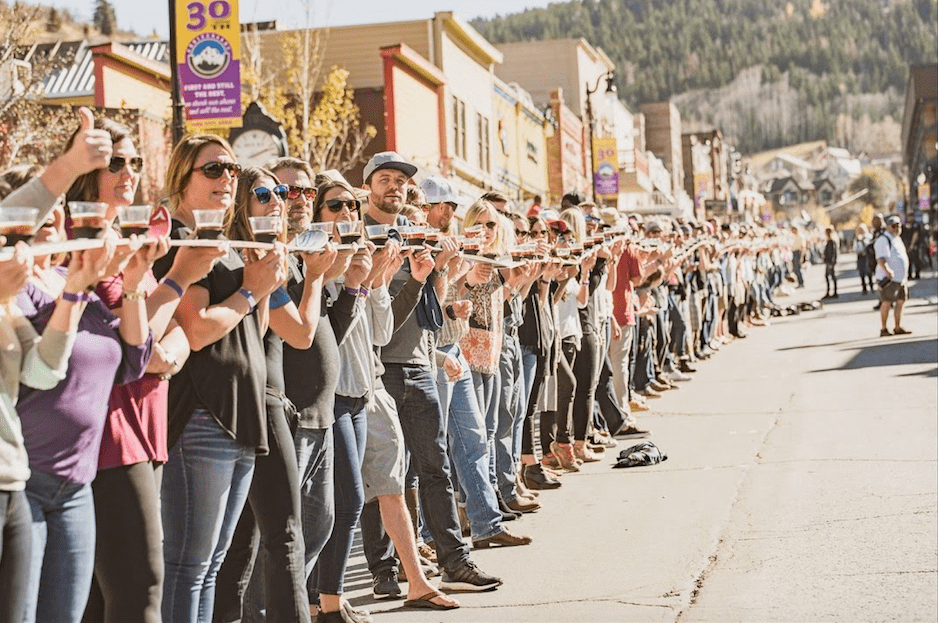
left=362, top=151, right=417, bottom=183
left=420, top=176, right=459, bottom=205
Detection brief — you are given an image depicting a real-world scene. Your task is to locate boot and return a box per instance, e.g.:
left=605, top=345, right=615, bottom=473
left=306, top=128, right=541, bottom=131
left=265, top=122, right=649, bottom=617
left=404, top=487, right=420, bottom=541
left=522, top=464, right=561, bottom=490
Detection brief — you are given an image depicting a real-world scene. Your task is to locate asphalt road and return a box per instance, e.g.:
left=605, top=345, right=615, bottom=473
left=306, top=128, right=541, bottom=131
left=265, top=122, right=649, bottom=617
left=343, top=256, right=938, bottom=623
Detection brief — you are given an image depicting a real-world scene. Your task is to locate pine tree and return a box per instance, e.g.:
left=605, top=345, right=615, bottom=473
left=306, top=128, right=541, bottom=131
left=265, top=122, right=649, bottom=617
left=93, top=0, right=117, bottom=36
left=46, top=7, right=62, bottom=33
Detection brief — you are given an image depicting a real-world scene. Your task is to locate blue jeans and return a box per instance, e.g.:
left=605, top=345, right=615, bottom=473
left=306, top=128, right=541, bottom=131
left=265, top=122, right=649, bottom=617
left=517, top=346, right=538, bottom=458
left=435, top=344, right=502, bottom=542
left=496, top=334, right=524, bottom=502
left=294, top=427, right=335, bottom=586
left=23, top=469, right=95, bottom=623
left=471, top=370, right=500, bottom=489
left=314, top=396, right=366, bottom=597
left=161, top=409, right=256, bottom=623
left=382, top=364, right=469, bottom=572
left=0, top=489, right=31, bottom=623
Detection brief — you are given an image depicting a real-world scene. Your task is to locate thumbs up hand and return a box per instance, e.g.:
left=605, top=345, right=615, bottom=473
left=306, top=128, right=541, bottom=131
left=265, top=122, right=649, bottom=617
left=61, top=107, right=113, bottom=177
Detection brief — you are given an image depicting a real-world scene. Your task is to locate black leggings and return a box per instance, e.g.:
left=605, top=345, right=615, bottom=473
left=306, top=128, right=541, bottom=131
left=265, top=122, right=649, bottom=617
left=521, top=355, right=546, bottom=455
left=571, top=332, right=600, bottom=441
left=540, top=338, right=577, bottom=453
left=83, top=461, right=163, bottom=623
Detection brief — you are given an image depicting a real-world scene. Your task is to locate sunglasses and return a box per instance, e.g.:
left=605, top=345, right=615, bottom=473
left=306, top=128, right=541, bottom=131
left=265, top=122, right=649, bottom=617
left=253, top=185, right=289, bottom=204
left=514, top=229, right=529, bottom=238
left=476, top=220, right=497, bottom=230
left=194, top=161, right=242, bottom=179
left=324, top=198, right=361, bottom=213
left=530, top=229, right=547, bottom=237
left=287, top=185, right=316, bottom=200
left=108, top=156, right=144, bottom=173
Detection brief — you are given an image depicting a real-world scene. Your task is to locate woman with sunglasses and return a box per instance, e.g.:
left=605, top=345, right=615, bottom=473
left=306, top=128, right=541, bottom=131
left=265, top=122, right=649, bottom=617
left=517, top=216, right=564, bottom=490
left=458, top=200, right=509, bottom=496
left=152, top=136, right=287, bottom=623
left=60, top=117, right=217, bottom=623
left=309, top=178, right=395, bottom=622
left=214, top=167, right=337, bottom=623
left=15, top=199, right=155, bottom=623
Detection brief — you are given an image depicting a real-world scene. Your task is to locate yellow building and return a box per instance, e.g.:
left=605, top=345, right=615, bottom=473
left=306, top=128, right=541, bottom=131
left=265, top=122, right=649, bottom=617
left=492, top=77, right=549, bottom=204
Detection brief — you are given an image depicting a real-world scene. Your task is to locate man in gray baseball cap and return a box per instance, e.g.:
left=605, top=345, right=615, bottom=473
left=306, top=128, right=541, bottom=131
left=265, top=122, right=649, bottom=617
left=420, top=175, right=459, bottom=233
left=362, top=152, right=419, bottom=222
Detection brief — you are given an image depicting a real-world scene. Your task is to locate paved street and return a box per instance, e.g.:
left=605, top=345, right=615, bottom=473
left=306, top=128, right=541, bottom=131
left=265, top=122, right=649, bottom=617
left=345, top=257, right=938, bottom=623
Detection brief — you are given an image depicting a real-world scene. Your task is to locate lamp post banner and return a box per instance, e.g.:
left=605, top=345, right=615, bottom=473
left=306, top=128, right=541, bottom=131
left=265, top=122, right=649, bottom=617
left=175, top=0, right=242, bottom=130
left=592, top=136, right=619, bottom=198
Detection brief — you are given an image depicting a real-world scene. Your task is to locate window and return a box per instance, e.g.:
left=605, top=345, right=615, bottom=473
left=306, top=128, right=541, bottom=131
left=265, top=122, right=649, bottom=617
left=452, top=98, right=467, bottom=160
left=477, top=113, right=490, bottom=172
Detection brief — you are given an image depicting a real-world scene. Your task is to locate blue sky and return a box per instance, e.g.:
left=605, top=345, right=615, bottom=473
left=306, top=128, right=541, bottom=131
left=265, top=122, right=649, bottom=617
left=45, top=0, right=554, bottom=39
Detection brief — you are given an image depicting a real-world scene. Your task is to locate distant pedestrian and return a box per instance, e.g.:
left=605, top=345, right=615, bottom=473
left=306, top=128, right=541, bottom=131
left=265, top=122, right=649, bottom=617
left=822, top=227, right=838, bottom=299
left=875, top=215, right=911, bottom=337
left=854, top=224, right=873, bottom=294
left=790, top=226, right=805, bottom=288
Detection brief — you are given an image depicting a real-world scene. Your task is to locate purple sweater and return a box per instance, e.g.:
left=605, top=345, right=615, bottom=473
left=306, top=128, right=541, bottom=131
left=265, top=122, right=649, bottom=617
left=16, top=273, right=153, bottom=484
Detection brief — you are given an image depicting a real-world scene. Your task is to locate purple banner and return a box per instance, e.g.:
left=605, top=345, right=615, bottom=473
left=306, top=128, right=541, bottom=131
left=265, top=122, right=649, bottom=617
left=177, top=31, right=241, bottom=129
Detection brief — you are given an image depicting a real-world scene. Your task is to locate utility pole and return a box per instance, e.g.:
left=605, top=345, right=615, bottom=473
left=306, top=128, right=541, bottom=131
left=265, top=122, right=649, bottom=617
left=168, top=0, right=185, bottom=145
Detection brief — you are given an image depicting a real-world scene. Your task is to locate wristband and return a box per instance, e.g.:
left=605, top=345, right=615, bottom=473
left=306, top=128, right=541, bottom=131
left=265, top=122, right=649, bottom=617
left=358, top=286, right=370, bottom=298
left=237, top=287, right=256, bottom=313
left=445, top=304, right=457, bottom=321
left=343, top=285, right=361, bottom=298
left=161, top=277, right=184, bottom=299
left=581, top=280, right=589, bottom=286
left=61, top=291, right=89, bottom=304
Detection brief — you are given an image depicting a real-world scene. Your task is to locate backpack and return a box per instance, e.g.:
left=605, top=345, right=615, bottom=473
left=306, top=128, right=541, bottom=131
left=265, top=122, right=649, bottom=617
left=864, top=232, right=889, bottom=274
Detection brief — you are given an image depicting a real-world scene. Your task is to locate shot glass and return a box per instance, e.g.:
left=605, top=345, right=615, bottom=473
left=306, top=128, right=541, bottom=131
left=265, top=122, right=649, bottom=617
left=335, top=221, right=362, bottom=245
left=68, top=202, right=109, bottom=239
left=192, top=209, right=227, bottom=239
left=249, top=216, right=282, bottom=243
left=116, top=205, right=153, bottom=238
left=0, top=207, right=40, bottom=246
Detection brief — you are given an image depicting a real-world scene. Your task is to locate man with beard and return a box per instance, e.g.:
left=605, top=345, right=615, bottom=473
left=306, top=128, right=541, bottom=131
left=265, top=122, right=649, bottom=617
left=359, top=153, right=504, bottom=595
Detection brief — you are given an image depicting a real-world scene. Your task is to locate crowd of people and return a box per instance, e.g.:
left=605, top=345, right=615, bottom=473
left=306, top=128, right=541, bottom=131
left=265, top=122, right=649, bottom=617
left=2, top=108, right=807, bottom=623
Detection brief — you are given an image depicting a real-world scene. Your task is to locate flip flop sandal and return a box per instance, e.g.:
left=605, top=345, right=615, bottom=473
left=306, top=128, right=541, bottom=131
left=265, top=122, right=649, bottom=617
left=403, top=591, right=459, bottom=611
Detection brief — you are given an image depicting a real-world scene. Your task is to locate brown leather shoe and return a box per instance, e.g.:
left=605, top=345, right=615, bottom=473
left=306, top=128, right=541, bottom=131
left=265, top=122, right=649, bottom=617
left=506, top=496, right=541, bottom=514
left=522, top=464, right=561, bottom=490
left=473, top=528, right=533, bottom=548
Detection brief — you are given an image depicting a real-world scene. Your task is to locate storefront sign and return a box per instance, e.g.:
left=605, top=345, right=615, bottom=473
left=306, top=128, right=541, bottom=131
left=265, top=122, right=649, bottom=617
left=175, top=0, right=242, bottom=130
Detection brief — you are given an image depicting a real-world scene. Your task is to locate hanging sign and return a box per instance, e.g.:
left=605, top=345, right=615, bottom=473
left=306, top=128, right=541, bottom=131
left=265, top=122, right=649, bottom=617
left=175, top=0, right=242, bottom=130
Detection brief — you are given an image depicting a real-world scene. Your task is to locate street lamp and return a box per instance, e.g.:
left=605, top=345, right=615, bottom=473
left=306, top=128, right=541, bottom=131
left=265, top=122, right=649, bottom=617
left=585, top=71, right=616, bottom=204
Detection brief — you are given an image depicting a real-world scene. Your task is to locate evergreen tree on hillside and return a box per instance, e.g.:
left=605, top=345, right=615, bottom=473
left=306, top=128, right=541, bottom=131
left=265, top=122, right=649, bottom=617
left=46, top=7, right=62, bottom=33
left=93, top=0, right=117, bottom=35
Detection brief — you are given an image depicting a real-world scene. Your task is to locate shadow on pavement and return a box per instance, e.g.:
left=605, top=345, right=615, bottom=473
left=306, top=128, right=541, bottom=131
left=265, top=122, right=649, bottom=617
left=896, top=367, right=938, bottom=378
left=810, top=336, right=938, bottom=373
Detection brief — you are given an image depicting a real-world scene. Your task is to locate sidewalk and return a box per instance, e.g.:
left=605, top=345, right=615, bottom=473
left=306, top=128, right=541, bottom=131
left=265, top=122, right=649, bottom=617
left=342, top=258, right=937, bottom=622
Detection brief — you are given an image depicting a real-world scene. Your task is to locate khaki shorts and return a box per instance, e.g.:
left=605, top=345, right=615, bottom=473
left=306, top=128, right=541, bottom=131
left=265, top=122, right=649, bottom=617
left=361, top=385, right=406, bottom=503
left=879, top=281, right=908, bottom=303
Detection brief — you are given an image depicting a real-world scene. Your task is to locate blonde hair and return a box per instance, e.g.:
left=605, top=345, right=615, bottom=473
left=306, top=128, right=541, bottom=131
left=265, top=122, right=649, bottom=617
left=463, top=199, right=507, bottom=254
left=559, top=207, right=585, bottom=244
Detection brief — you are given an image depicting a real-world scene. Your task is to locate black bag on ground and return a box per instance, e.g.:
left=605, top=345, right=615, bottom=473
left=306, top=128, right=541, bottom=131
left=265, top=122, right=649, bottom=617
left=613, top=441, right=668, bottom=468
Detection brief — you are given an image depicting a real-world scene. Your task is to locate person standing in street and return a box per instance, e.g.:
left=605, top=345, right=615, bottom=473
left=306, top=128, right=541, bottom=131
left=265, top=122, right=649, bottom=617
left=790, top=225, right=805, bottom=288
left=854, top=224, right=873, bottom=294
left=822, top=227, right=839, bottom=299
left=875, top=215, right=911, bottom=337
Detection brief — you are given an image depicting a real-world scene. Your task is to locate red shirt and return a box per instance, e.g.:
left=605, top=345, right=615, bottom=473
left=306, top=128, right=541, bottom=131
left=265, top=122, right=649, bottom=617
left=612, top=246, right=641, bottom=327
left=95, top=271, right=168, bottom=470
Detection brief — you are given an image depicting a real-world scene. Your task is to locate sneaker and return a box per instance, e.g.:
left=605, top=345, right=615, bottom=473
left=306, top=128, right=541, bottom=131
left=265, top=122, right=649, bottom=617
left=473, top=527, right=533, bottom=549
left=549, top=441, right=581, bottom=471
left=540, top=453, right=561, bottom=469
left=372, top=569, right=402, bottom=599
left=440, top=560, right=503, bottom=592
left=573, top=442, right=602, bottom=463
left=593, top=432, right=618, bottom=448
left=629, top=398, right=650, bottom=412
left=638, top=387, right=662, bottom=399
left=678, top=361, right=697, bottom=373
left=616, top=426, right=651, bottom=439
left=667, top=369, right=692, bottom=382
left=649, top=380, right=672, bottom=392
